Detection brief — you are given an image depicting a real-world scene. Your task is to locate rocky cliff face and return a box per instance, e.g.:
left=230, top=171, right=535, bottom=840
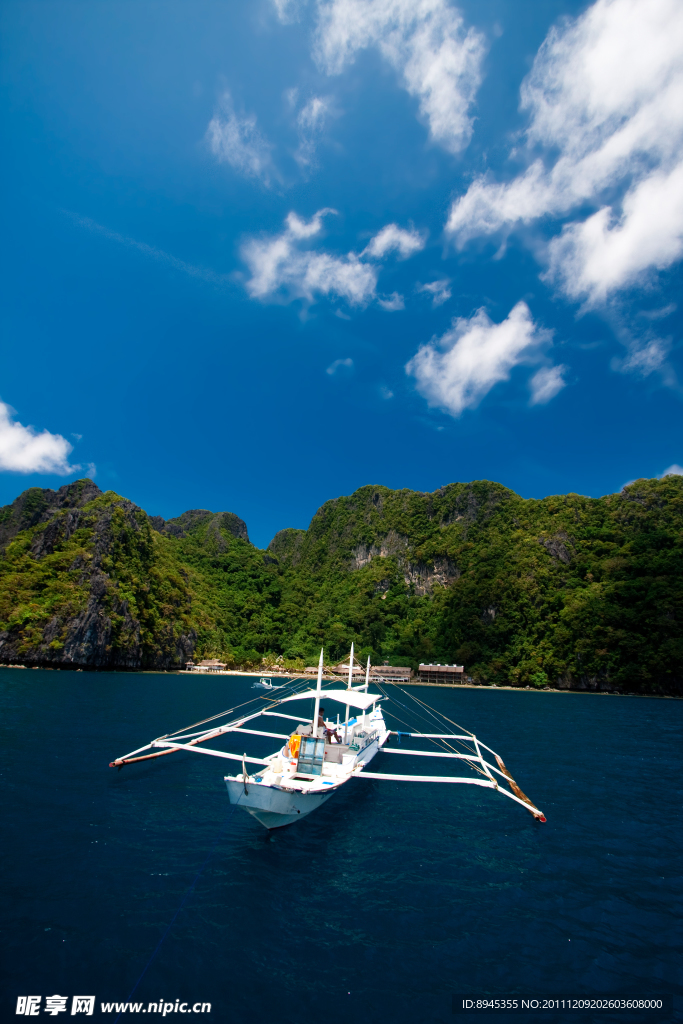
left=0, top=479, right=102, bottom=549
left=153, top=509, right=249, bottom=544
left=0, top=482, right=240, bottom=670
left=267, top=481, right=505, bottom=593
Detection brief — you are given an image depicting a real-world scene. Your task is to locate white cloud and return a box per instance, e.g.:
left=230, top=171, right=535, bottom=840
left=363, top=223, right=425, bottom=259
left=285, top=208, right=336, bottom=239
left=446, top=0, right=683, bottom=302
left=313, top=0, right=486, bottom=154
left=295, top=96, right=332, bottom=167
left=545, top=163, right=683, bottom=305
left=622, top=462, right=683, bottom=489
left=529, top=364, right=567, bottom=405
left=272, top=0, right=304, bottom=22
left=327, top=357, right=354, bottom=374
left=638, top=303, right=676, bottom=321
left=613, top=335, right=670, bottom=377
left=418, top=278, right=451, bottom=306
left=242, top=209, right=378, bottom=305
left=380, top=385, right=394, bottom=399
left=405, top=301, right=554, bottom=416
left=206, top=93, right=277, bottom=186
left=242, top=210, right=423, bottom=308
left=0, top=401, right=81, bottom=475
left=377, top=292, right=405, bottom=311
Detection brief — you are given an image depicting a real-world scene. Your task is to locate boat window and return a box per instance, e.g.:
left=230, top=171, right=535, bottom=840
left=297, top=736, right=325, bottom=776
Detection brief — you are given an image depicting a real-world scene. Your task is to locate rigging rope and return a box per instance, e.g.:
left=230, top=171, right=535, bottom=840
left=163, top=675, right=312, bottom=739
left=375, top=683, right=490, bottom=779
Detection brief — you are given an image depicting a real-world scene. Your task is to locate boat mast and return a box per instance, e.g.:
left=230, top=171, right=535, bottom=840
left=344, top=642, right=353, bottom=743
left=362, top=656, right=370, bottom=727
left=312, top=648, right=324, bottom=737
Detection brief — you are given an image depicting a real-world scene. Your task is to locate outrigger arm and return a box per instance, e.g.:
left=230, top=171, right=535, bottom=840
left=108, top=653, right=545, bottom=823
left=360, top=730, right=546, bottom=821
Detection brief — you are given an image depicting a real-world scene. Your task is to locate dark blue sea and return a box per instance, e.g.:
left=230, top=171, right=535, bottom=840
left=2, top=669, right=681, bottom=1023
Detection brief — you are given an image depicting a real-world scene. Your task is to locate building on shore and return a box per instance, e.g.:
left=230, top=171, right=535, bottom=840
left=370, top=665, right=413, bottom=682
left=333, top=662, right=365, bottom=678
left=417, top=663, right=464, bottom=684
left=186, top=659, right=227, bottom=673
left=314, top=662, right=415, bottom=682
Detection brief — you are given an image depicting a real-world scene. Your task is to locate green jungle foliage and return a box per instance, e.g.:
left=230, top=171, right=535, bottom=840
left=0, top=476, right=681, bottom=691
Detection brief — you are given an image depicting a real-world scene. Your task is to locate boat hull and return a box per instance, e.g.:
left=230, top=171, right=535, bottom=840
left=225, top=777, right=339, bottom=829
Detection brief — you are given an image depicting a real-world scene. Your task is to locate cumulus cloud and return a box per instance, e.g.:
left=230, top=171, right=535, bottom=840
left=362, top=223, right=425, bottom=259
left=529, top=364, right=568, bottom=405
left=295, top=95, right=332, bottom=167
left=206, top=93, right=277, bottom=186
left=661, top=464, right=683, bottom=477
left=242, top=209, right=377, bottom=305
left=0, top=401, right=81, bottom=475
left=418, top=278, right=451, bottom=306
left=446, top=0, right=683, bottom=303
left=242, top=210, right=422, bottom=307
left=405, top=301, right=555, bottom=416
left=545, top=164, right=683, bottom=305
left=313, top=0, right=486, bottom=153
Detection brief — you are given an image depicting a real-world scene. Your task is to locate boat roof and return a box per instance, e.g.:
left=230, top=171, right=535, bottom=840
left=279, top=688, right=381, bottom=711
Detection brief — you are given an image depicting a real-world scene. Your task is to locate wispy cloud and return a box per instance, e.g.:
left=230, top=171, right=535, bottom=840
left=446, top=0, right=683, bottom=304
left=0, top=400, right=81, bottom=475
left=295, top=95, right=332, bottom=167
left=206, top=92, right=278, bottom=186
left=326, top=357, right=354, bottom=374
left=377, top=292, right=405, bottom=311
left=661, top=463, right=683, bottom=477
left=417, top=278, right=451, bottom=306
left=313, top=0, right=486, bottom=154
left=406, top=301, right=557, bottom=416
left=272, top=0, right=304, bottom=23
left=68, top=213, right=228, bottom=286
left=529, top=364, right=567, bottom=405
left=613, top=336, right=671, bottom=377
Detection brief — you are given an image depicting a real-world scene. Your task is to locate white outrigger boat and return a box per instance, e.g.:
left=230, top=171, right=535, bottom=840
left=110, top=646, right=546, bottom=829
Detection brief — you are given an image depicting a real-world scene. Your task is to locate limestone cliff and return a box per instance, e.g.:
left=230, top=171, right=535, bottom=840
left=1, top=476, right=681, bottom=693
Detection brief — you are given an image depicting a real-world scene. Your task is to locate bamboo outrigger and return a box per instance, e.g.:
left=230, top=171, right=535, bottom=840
left=110, top=646, right=546, bottom=828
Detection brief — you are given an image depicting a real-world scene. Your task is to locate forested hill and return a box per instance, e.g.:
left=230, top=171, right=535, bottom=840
left=0, top=476, right=681, bottom=694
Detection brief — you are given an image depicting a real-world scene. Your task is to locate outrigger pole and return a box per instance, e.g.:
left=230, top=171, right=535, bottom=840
left=107, top=646, right=545, bottom=823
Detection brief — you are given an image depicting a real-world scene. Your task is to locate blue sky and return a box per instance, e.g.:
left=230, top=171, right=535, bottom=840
left=1, top=0, right=682, bottom=548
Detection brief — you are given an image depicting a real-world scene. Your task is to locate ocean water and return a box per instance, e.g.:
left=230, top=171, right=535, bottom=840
left=1, top=669, right=681, bottom=1023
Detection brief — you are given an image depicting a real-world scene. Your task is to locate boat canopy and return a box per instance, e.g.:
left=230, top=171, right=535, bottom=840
left=279, top=688, right=381, bottom=711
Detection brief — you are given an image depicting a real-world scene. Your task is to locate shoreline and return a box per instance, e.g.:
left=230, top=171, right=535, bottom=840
left=1, top=663, right=680, bottom=698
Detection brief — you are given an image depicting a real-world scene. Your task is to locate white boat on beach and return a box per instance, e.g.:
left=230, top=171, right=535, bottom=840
left=110, top=645, right=546, bottom=829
